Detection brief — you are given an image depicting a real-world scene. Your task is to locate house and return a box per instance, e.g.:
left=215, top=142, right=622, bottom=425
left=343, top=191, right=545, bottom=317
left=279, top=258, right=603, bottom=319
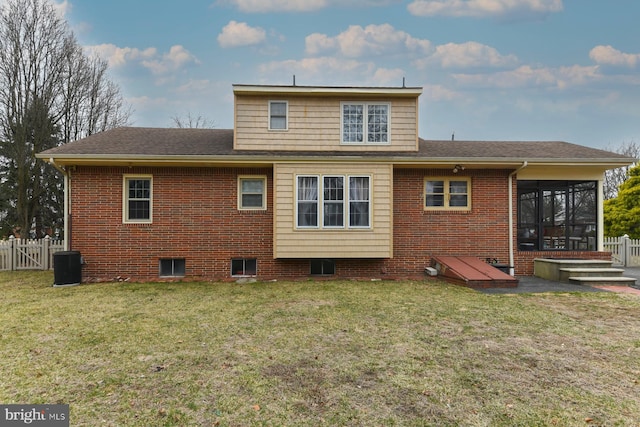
left=37, top=84, right=634, bottom=282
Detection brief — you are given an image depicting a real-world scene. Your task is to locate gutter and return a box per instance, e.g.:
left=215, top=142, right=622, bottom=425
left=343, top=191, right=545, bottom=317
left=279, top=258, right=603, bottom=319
left=48, top=158, right=71, bottom=251
left=508, top=161, right=528, bottom=275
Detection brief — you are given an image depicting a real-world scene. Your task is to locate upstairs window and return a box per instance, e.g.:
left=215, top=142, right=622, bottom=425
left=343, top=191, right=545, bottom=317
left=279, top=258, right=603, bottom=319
left=425, top=178, right=471, bottom=211
left=342, top=103, right=389, bottom=144
left=269, top=101, right=288, bottom=130
left=123, top=175, right=152, bottom=223
left=238, top=176, right=266, bottom=210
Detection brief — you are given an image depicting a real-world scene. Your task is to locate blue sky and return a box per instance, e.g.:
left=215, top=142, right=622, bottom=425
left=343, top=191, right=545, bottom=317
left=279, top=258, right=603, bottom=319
left=53, top=0, right=640, bottom=149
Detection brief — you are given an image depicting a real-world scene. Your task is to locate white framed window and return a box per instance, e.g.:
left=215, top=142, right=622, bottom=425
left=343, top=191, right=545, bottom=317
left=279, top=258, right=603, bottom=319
left=323, top=176, right=344, bottom=227
left=424, top=178, right=471, bottom=211
left=349, top=176, right=370, bottom=227
left=296, top=175, right=370, bottom=229
left=238, top=176, right=267, bottom=210
left=231, top=258, right=257, bottom=277
left=297, top=176, right=319, bottom=228
left=269, top=100, right=288, bottom=130
left=123, top=175, right=153, bottom=223
left=159, top=258, right=185, bottom=277
left=341, top=102, right=390, bottom=144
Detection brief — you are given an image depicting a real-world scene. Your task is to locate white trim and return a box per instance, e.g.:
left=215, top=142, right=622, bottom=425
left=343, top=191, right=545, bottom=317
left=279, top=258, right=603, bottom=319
left=347, top=175, right=372, bottom=229
left=322, top=175, right=346, bottom=229
left=295, top=175, right=320, bottom=229
left=233, top=85, right=423, bottom=97
left=238, top=175, right=267, bottom=210
left=268, top=100, right=288, bottom=131
left=295, top=174, right=372, bottom=230
left=341, top=102, right=391, bottom=145
left=123, top=174, right=153, bottom=224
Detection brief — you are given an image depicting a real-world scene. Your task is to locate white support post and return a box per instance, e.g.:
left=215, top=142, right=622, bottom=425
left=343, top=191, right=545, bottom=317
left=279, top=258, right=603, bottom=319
left=623, top=234, right=631, bottom=267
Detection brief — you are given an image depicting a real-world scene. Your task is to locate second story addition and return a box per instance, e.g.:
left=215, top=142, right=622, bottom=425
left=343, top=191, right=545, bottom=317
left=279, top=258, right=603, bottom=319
left=233, top=84, right=423, bottom=153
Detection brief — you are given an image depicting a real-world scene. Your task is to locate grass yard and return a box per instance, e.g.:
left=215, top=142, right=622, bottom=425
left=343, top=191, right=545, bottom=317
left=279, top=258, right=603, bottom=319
left=1, top=272, right=640, bottom=426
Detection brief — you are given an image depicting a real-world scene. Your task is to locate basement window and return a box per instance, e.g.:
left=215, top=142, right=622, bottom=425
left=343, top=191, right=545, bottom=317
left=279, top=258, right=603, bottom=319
left=232, top=258, right=257, bottom=277
left=159, top=258, right=185, bottom=277
left=310, top=259, right=336, bottom=275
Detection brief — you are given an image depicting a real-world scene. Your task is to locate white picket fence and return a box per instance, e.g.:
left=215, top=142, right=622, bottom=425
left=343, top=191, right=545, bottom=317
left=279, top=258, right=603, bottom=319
left=604, top=235, right=640, bottom=267
left=0, top=236, right=65, bottom=271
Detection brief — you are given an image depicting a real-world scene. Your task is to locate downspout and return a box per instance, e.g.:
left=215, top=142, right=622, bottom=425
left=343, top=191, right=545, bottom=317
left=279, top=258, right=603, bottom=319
left=49, top=158, right=70, bottom=251
left=508, top=161, right=528, bottom=275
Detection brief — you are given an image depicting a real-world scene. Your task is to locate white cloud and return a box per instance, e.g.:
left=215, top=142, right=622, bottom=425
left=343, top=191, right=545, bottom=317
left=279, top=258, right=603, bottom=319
left=53, top=0, right=71, bottom=17
left=217, top=21, right=267, bottom=48
left=372, top=68, right=406, bottom=85
left=589, top=45, right=640, bottom=68
left=258, top=57, right=384, bottom=85
left=258, top=57, right=406, bottom=86
left=453, top=64, right=600, bottom=89
left=86, top=44, right=199, bottom=76
left=422, top=41, right=518, bottom=68
left=260, top=57, right=372, bottom=75
left=85, top=44, right=157, bottom=68
left=142, top=45, right=200, bottom=75
left=407, top=0, right=563, bottom=19
left=305, top=24, right=431, bottom=57
left=176, top=79, right=214, bottom=94
left=218, top=0, right=328, bottom=12
left=423, top=84, right=464, bottom=101
left=217, top=0, right=395, bottom=12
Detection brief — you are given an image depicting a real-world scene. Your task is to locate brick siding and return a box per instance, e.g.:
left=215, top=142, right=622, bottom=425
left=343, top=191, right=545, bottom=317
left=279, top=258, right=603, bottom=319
left=70, top=166, right=608, bottom=282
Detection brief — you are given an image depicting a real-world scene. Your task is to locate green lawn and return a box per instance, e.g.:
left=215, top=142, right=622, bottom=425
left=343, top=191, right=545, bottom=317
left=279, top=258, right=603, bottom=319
left=1, top=272, right=639, bottom=426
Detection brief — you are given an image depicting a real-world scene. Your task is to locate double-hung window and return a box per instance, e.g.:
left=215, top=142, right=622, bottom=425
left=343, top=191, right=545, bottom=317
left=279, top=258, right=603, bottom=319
left=123, top=175, right=152, bottom=223
left=323, top=176, right=344, bottom=227
left=342, top=102, right=389, bottom=144
left=296, top=175, right=370, bottom=229
left=297, top=176, right=319, bottom=227
left=238, top=176, right=266, bottom=210
left=425, top=178, right=470, bottom=210
left=349, top=176, right=370, bottom=227
left=269, top=101, right=288, bottom=130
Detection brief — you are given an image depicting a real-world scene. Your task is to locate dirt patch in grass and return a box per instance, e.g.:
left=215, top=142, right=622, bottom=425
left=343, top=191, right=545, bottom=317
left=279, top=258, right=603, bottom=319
left=1, top=272, right=639, bottom=426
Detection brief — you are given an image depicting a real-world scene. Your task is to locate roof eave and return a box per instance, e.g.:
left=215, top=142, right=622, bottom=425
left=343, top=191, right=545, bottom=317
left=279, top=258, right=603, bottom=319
left=37, top=153, right=635, bottom=169
left=232, top=84, right=423, bottom=97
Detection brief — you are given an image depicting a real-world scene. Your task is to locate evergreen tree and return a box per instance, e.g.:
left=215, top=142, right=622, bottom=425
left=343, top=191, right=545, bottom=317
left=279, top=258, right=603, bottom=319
left=604, top=163, right=640, bottom=238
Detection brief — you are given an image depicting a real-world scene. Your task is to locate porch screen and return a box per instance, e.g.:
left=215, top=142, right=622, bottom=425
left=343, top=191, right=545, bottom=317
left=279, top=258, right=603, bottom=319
left=517, top=180, right=597, bottom=251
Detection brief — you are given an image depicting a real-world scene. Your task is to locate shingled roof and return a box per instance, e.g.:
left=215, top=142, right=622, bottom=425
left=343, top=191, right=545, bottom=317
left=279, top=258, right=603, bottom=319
left=37, top=126, right=633, bottom=165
